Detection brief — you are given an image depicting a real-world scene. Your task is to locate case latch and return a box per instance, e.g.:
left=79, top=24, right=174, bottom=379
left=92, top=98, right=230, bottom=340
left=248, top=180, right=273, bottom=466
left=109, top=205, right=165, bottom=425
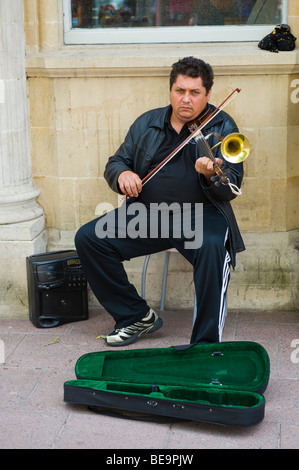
left=173, top=404, right=185, bottom=410
left=211, top=351, right=223, bottom=357
left=147, top=400, right=158, bottom=407
left=210, top=379, right=222, bottom=385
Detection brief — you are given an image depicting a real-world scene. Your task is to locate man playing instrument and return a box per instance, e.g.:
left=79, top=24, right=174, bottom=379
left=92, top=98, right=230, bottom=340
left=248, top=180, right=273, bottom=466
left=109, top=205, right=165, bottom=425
left=75, top=56, right=245, bottom=347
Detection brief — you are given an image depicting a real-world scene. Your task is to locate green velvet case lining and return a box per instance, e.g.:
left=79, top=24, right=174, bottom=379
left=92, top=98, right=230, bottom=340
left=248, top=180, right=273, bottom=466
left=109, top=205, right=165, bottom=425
left=73, top=341, right=270, bottom=393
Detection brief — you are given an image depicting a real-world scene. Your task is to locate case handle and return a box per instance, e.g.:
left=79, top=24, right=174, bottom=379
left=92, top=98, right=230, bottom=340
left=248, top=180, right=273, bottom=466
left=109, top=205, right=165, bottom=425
left=211, top=351, right=223, bottom=357
left=210, top=380, right=222, bottom=386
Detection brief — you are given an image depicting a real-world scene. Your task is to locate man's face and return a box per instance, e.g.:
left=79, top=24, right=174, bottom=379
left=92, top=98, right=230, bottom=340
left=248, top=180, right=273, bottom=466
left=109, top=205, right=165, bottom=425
left=169, top=74, right=212, bottom=127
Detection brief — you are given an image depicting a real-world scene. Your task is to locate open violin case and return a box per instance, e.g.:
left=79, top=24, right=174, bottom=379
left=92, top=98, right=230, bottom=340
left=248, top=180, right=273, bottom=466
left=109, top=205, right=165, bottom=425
left=64, top=341, right=270, bottom=426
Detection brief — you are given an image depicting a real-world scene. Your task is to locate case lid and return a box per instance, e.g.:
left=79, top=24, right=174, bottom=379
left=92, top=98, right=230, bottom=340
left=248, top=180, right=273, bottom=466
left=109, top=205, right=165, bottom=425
left=75, top=341, right=270, bottom=394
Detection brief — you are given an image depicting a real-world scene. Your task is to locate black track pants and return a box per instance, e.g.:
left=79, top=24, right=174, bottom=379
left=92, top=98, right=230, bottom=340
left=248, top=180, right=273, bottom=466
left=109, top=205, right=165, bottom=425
left=75, top=203, right=230, bottom=344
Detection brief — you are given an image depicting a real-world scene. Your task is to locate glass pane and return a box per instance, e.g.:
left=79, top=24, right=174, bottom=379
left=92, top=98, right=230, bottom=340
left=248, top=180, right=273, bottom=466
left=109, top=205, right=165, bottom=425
left=71, top=0, right=284, bottom=29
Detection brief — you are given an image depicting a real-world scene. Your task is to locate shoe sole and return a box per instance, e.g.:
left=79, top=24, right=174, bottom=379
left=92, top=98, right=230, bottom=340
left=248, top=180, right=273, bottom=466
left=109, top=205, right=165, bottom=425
left=106, top=317, right=163, bottom=347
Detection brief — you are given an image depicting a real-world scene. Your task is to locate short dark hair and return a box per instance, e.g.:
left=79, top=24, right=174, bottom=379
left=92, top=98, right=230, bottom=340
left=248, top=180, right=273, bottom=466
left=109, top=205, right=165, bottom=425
left=169, top=56, right=214, bottom=94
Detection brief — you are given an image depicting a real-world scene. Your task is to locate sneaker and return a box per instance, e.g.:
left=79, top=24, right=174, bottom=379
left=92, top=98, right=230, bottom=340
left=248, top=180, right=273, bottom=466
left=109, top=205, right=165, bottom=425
left=105, top=309, right=163, bottom=347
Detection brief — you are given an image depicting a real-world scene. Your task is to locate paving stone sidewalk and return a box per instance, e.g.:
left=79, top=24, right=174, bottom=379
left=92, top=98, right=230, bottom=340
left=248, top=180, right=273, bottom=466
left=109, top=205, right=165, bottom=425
left=0, top=308, right=298, bottom=449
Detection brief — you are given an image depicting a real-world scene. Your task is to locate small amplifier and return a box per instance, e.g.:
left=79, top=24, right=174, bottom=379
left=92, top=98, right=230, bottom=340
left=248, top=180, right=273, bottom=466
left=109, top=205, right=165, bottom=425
left=26, top=250, right=88, bottom=328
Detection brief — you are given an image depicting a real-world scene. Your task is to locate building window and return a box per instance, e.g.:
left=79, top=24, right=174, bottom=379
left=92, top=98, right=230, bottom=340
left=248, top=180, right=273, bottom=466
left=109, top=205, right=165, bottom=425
left=64, top=0, right=288, bottom=44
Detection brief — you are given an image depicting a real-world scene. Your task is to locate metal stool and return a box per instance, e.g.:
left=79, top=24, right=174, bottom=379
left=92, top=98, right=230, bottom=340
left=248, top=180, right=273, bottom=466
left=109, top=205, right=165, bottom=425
left=141, top=249, right=228, bottom=329
left=141, top=249, right=197, bottom=326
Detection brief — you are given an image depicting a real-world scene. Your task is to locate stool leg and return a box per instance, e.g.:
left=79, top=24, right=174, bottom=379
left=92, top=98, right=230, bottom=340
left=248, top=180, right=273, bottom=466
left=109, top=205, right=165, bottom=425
left=160, top=251, right=170, bottom=310
left=192, top=293, right=197, bottom=327
left=141, top=254, right=150, bottom=299
left=224, top=294, right=228, bottom=317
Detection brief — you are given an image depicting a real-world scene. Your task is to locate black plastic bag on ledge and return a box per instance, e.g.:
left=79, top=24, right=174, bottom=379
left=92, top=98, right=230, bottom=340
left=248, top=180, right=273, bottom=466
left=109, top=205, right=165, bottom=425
left=258, top=24, right=297, bottom=53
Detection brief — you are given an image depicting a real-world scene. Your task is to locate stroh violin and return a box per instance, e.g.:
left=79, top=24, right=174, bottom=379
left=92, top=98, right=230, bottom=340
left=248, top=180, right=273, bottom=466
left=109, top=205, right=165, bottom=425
left=141, top=88, right=251, bottom=196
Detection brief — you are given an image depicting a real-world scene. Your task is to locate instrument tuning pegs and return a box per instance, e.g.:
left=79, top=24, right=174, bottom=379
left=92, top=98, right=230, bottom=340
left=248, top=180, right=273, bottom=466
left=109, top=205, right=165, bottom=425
left=211, top=175, right=220, bottom=186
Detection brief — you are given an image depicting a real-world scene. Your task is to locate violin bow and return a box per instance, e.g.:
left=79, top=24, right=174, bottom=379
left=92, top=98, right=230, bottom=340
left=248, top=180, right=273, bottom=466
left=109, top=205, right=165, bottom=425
left=141, top=88, right=241, bottom=187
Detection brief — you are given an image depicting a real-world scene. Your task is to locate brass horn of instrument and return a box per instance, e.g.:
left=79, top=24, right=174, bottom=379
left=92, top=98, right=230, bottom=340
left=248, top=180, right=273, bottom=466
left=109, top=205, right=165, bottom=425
left=211, top=132, right=251, bottom=164
left=194, top=130, right=251, bottom=195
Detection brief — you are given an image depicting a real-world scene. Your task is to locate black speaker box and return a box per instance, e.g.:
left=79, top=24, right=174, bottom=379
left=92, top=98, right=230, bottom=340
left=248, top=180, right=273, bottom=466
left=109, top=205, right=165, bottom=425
left=26, top=250, right=88, bottom=328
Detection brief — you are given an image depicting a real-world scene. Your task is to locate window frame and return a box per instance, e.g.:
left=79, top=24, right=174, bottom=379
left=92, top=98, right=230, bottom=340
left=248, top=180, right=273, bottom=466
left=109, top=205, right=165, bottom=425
left=63, top=0, right=289, bottom=45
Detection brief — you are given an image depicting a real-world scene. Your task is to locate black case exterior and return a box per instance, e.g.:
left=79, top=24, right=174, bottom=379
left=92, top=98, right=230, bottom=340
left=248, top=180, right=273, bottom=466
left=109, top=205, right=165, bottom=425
left=64, top=383, right=265, bottom=427
left=64, top=342, right=270, bottom=427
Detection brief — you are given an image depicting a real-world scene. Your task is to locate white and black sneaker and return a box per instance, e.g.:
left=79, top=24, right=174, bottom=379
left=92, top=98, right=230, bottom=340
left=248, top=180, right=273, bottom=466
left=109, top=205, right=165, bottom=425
left=104, top=309, right=163, bottom=347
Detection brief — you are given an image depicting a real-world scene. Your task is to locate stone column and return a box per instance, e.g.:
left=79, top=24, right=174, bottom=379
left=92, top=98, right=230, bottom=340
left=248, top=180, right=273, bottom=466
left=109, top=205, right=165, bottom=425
left=0, top=0, right=46, bottom=318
